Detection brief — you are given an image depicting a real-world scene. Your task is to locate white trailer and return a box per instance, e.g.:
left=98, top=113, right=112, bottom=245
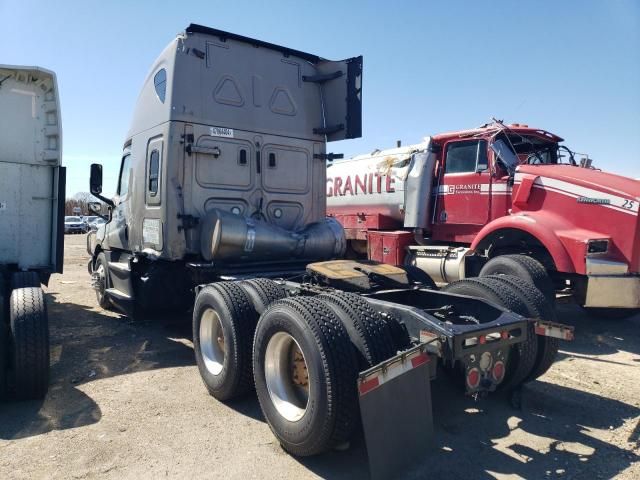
left=0, top=64, right=64, bottom=400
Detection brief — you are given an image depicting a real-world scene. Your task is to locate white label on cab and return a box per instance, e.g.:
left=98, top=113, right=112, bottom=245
left=209, top=126, right=234, bottom=138
left=143, top=218, right=161, bottom=246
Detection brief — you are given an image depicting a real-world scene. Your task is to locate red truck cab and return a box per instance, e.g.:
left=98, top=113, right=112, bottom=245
left=327, top=122, right=640, bottom=315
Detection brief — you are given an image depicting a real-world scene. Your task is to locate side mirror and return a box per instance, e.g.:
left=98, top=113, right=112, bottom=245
left=90, top=164, right=103, bottom=195
left=88, top=202, right=102, bottom=214
left=580, top=157, right=593, bottom=168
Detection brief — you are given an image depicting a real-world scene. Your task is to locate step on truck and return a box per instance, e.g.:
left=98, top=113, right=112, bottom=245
left=0, top=65, right=64, bottom=401
left=86, top=25, right=572, bottom=477
left=327, top=124, right=640, bottom=319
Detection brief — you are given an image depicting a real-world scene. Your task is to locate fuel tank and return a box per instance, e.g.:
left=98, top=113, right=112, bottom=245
left=327, top=139, right=436, bottom=229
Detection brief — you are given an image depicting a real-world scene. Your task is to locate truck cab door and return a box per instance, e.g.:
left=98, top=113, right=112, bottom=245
left=105, top=152, right=133, bottom=251
left=433, top=139, right=491, bottom=242
left=313, top=56, right=362, bottom=142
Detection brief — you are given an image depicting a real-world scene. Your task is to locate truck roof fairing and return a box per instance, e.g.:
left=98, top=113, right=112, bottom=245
left=185, top=24, right=324, bottom=64
left=127, top=24, right=362, bottom=143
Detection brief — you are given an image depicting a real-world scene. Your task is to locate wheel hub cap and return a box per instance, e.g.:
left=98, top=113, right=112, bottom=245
left=200, top=309, right=225, bottom=376
left=264, top=332, right=310, bottom=422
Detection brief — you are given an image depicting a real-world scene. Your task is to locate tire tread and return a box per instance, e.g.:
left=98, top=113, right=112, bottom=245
left=486, top=275, right=559, bottom=382
left=10, top=287, right=49, bottom=399
left=239, top=278, right=287, bottom=314
left=318, top=291, right=396, bottom=368
left=193, top=282, right=258, bottom=400
left=256, top=297, right=359, bottom=456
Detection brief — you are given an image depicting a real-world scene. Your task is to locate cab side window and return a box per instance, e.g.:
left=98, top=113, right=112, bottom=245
left=148, top=150, right=160, bottom=196
left=146, top=139, right=163, bottom=206
left=445, top=140, right=488, bottom=174
left=117, top=154, right=132, bottom=197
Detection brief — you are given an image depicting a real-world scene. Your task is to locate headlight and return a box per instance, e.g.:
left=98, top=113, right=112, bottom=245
left=587, top=239, right=609, bottom=254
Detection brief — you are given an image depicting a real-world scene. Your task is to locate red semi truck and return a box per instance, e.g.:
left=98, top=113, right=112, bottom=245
left=327, top=121, right=640, bottom=318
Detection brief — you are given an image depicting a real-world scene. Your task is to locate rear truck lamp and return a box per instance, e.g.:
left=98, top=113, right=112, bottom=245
left=466, top=367, right=481, bottom=390
left=492, top=361, right=506, bottom=383
left=501, top=330, right=509, bottom=340
left=478, top=335, right=486, bottom=345
left=587, top=239, right=609, bottom=254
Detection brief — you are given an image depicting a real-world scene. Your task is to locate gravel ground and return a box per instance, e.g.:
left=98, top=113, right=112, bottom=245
left=1, top=234, right=639, bottom=479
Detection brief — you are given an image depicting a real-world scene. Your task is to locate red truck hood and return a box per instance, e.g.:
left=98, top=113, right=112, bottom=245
left=515, top=164, right=640, bottom=273
left=517, top=164, right=640, bottom=200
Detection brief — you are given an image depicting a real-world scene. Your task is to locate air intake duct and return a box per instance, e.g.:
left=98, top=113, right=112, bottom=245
left=200, top=209, right=346, bottom=263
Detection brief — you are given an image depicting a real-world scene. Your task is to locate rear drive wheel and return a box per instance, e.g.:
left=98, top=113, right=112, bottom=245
left=193, top=282, right=258, bottom=401
left=479, top=254, right=555, bottom=306
left=442, top=278, right=538, bottom=390
left=11, top=271, right=40, bottom=289
left=239, top=278, right=287, bottom=314
left=318, top=291, right=396, bottom=369
left=384, top=314, right=411, bottom=352
left=487, top=275, right=560, bottom=382
left=253, top=297, right=359, bottom=456
left=93, top=253, right=111, bottom=310
left=10, top=287, right=50, bottom=400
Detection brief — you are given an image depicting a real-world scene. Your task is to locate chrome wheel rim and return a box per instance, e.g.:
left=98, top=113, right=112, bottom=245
left=94, top=263, right=106, bottom=301
left=264, top=332, right=310, bottom=422
left=200, top=308, right=225, bottom=376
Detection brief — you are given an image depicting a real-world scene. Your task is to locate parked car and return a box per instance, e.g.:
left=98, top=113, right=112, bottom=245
left=64, top=216, right=87, bottom=234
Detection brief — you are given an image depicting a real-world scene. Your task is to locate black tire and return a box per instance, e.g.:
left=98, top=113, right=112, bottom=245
left=581, top=307, right=640, bottom=320
left=11, top=271, right=40, bottom=289
left=384, top=314, right=412, bottom=352
left=401, top=265, right=437, bottom=289
left=10, top=287, right=50, bottom=400
left=442, top=278, right=538, bottom=390
left=239, top=278, right=287, bottom=314
left=487, top=275, right=560, bottom=382
left=0, top=275, right=7, bottom=400
left=253, top=297, right=359, bottom=456
left=93, top=252, right=112, bottom=310
left=479, top=254, right=555, bottom=306
left=193, top=282, right=258, bottom=401
left=318, top=292, right=396, bottom=369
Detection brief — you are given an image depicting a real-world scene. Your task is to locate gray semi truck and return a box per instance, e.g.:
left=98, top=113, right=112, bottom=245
left=0, top=64, right=64, bottom=401
left=86, top=25, right=572, bottom=476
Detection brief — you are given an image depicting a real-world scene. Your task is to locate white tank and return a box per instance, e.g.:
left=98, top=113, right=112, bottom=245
left=327, top=139, right=435, bottom=227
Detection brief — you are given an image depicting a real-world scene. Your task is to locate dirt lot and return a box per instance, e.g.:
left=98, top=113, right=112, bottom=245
left=1, top=234, right=639, bottom=479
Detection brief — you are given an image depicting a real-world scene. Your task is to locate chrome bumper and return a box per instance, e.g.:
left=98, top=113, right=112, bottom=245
left=584, top=258, right=640, bottom=308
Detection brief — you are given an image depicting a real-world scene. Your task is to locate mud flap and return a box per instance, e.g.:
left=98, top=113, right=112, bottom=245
left=358, top=345, right=434, bottom=480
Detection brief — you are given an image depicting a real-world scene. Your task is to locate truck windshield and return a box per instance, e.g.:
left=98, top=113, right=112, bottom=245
left=490, top=139, right=518, bottom=173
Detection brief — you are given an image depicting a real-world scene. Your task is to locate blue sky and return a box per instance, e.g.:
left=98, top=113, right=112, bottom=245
left=1, top=0, right=638, bottom=195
